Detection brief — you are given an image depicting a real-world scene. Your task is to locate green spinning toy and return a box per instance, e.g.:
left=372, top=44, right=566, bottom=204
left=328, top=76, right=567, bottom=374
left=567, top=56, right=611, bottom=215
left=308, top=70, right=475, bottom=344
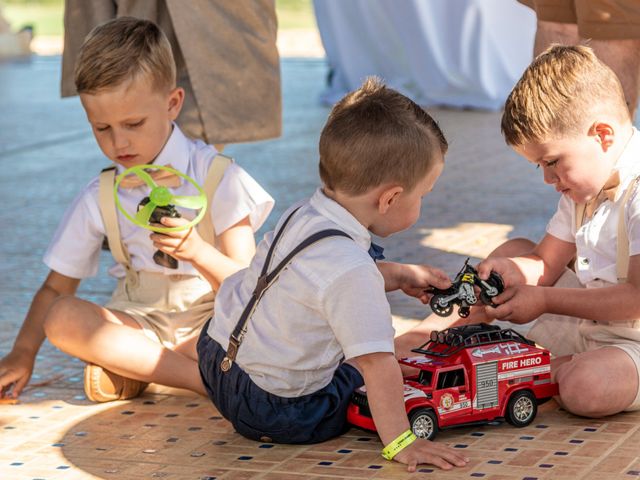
left=114, top=164, right=207, bottom=268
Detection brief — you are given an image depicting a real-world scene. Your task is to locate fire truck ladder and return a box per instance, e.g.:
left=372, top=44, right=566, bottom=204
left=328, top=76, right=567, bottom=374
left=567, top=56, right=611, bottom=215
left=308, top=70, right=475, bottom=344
left=411, top=324, right=535, bottom=358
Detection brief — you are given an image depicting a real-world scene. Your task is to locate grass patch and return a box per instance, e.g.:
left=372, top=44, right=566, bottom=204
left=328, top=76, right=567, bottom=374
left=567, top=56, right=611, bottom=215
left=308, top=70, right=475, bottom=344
left=0, top=0, right=316, bottom=37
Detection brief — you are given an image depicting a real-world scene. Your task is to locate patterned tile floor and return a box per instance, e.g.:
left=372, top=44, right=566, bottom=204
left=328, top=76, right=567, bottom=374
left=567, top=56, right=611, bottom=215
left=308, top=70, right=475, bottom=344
left=1, top=56, right=639, bottom=479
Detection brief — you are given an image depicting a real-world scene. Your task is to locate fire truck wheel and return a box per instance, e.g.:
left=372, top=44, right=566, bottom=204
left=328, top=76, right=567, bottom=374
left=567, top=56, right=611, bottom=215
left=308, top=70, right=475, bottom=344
left=409, top=408, right=438, bottom=440
left=505, top=390, right=537, bottom=427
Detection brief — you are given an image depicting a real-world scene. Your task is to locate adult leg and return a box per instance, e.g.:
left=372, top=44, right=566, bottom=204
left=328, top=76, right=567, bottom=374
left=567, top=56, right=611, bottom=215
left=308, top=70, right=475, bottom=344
left=589, top=38, right=640, bottom=119
left=43, top=296, right=206, bottom=395
left=533, top=20, right=580, bottom=57
left=554, top=347, right=639, bottom=417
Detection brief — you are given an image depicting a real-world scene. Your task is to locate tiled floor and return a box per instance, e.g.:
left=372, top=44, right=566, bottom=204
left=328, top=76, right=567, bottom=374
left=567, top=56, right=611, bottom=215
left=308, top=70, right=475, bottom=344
left=1, top=56, right=639, bottom=479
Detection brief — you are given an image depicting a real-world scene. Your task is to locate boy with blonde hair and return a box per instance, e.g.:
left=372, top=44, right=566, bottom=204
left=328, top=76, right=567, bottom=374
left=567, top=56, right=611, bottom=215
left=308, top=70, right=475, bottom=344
left=198, top=78, right=469, bottom=471
left=0, top=17, right=273, bottom=402
left=475, top=44, right=640, bottom=417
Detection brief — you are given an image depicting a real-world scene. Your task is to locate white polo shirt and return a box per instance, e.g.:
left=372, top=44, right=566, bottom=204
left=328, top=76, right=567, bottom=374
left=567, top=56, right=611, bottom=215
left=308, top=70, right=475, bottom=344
left=44, top=125, right=274, bottom=279
left=547, top=128, right=640, bottom=286
left=207, top=188, right=396, bottom=397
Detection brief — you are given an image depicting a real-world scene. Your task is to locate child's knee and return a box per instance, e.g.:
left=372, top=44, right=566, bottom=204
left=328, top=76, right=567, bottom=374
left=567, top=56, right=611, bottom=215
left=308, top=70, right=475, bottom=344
left=43, top=295, right=78, bottom=341
left=488, top=238, right=536, bottom=258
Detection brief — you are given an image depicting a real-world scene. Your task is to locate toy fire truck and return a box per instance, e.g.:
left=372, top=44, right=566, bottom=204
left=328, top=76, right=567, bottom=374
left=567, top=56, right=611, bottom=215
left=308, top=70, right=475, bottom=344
left=347, top=324, right=558, bottom=440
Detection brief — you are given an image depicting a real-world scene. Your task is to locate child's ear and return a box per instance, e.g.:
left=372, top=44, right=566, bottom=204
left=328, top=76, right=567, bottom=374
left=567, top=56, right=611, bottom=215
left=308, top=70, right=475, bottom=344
left=590, top=121, right=615, bottom=151
left=168, top=87, right=185, bottom=120
left=377, top=185, right=403, bottom=214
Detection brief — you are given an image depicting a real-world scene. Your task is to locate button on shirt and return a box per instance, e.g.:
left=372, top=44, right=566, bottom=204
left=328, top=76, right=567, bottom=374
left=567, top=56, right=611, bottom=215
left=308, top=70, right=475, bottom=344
left=207, top=188, right=396, bottom=397
left=44, top=125, right=274, bottom=279
left=547, top=128, right=640, bottom=286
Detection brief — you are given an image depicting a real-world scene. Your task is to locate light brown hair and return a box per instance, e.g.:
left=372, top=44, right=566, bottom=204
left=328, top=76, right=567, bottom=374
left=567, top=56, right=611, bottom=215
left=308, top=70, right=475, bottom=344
left=319, top=77, right=447, bottom=195
left=74, top=17, right=176, bottom=94
left=502, top=44, right=629, bottom=146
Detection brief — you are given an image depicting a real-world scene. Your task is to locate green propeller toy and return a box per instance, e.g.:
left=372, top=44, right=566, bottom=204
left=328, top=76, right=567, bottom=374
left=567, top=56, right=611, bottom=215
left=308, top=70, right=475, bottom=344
left=114, top=164, right=207, bottom=234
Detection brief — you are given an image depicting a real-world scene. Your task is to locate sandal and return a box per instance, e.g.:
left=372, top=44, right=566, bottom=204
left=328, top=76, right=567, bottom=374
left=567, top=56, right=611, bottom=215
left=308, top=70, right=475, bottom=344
left=83, top=364, right=148, bottom=402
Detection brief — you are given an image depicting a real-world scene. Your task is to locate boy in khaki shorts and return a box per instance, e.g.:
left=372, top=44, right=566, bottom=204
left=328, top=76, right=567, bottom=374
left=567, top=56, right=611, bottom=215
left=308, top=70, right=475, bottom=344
left=476, top=45, right=640, bottom=417
left=0, top=17, right=273, bottom=402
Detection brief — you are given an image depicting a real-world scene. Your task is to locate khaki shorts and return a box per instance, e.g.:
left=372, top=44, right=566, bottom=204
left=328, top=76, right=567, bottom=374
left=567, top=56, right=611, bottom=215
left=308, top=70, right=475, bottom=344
left=527, top=269, right=640, bottom=410
left=519, top=0, right=640, bottom=39
left=105, top=271, right=215, bottom=348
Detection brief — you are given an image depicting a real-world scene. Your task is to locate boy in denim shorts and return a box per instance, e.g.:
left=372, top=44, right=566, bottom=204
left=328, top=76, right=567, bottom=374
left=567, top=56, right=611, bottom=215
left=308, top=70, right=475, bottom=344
left=199, top=78, right=469, bottom=471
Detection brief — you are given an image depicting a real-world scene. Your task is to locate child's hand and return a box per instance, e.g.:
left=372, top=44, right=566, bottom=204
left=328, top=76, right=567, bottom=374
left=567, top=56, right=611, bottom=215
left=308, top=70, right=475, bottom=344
left=150, top=216, right=207, bottom=263
left=397, top=264, right=451, bottom=303
left=476, top=257, right=525, bottom=289
left=393, top=438, right=469, bottom=471
left=0, top=348, right=35, bottom=399
left=485, top=284, right=547, bottom=324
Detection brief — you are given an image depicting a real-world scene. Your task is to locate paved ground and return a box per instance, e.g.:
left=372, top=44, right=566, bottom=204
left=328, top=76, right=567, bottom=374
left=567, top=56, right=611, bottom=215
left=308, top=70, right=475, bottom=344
left=1, top=55, right=639, bottom=480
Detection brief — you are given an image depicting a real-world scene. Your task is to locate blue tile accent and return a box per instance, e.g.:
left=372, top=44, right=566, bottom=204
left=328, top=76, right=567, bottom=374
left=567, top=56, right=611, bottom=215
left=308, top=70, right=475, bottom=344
left=627, top=471, right=640, bottom=476
left=535, top=424, right=548, bottom=429
left=488, top=460, right=502, bottom=464
left=51, top=443, right=65, bottom=447
left=337, top=449, right=352, bottom=453
left=10, top=462, right=23, bottom=466
left=74, top=431, right=87, bottom=437
left=56, top=465, right=70, bottom=470
left=471, top=432, right=485, bottom=437
left=520, top=436, right=534, bottom=440
left=357, top=437, right=372, bottom=441
left=318, top=461, right=333, bottom=466
left=539, top=464, right=553, bottom=468
left=237, top=456, right=253, bottom=461
left=418, top=468, right=434, bottom=473
left=569, top=439, right=584, bottom=444
left=554, top=451, right=569, bottom=456
left=121, top=410, right=135, bottom=415
left=522, top=477, right=538, bottom=480
left=368, top=465, right=382, bottom=469
left=259, top=444, right=274, bottom=449
left=52, top=405, right=63, bottom=409
left=454, top=444, right=468, bottom=448
left=200, top=477, right=217, bottom=480
left=505, top=448, right=518, bottom=452
left=471, top=473, right=486, bottom=477
left=584, top=427, right=597, bottom=432
left=144, top=424, right=158, bottom=428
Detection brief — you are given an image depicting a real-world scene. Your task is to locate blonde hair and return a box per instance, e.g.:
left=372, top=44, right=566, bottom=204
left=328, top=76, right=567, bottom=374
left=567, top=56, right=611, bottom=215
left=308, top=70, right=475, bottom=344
left=74, top=17, right=176, bottom=94
left=502, top=45, right=630, bottom=146
left=319, top=77, right=447, bottom=195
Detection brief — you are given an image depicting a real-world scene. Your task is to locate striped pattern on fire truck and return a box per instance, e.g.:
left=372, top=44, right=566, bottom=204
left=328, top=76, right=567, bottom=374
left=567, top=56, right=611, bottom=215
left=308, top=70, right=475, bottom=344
left=437, top=397, right=471, bottom=415
left=498, top=364, right=550, bottom=381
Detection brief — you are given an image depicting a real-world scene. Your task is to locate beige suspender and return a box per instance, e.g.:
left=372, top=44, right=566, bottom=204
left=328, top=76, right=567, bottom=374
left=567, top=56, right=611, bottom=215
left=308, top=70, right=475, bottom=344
left=99, top=166, right=139, bottom=287
left=616, top=177, right=640, bottom=282
left=575, top=176, right=640, bottom=283
left=198, top=154, right=233, bottom=246
left=98, top=154, right=231, bottom=273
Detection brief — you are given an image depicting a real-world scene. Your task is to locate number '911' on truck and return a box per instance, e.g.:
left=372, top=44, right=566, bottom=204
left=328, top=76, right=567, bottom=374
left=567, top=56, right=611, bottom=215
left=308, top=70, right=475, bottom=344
left=347, top=324, right=559, bottom=440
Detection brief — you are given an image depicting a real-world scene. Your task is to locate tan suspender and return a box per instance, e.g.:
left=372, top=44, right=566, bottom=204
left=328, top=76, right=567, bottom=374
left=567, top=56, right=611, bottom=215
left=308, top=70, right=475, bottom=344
left=575, top=176, right=640, bottom=283
left=198, top=154, right=233, bottom=246
left=98, top=154, right=232, bottom=272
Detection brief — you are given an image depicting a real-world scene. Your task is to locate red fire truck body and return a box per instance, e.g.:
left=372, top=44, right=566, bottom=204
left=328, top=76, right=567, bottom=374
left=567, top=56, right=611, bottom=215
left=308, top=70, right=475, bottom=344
left=347, top=324, right=558, bottom=440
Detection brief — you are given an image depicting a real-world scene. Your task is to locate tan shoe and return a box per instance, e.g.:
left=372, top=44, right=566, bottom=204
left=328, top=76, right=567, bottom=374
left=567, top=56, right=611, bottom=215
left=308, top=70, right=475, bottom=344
left=83, top=364, right=148, bottom=403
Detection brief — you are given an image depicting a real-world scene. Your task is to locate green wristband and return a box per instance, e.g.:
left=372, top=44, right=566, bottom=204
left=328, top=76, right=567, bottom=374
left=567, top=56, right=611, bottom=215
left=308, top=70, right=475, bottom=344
left=381, top=429, right=417, bottom=460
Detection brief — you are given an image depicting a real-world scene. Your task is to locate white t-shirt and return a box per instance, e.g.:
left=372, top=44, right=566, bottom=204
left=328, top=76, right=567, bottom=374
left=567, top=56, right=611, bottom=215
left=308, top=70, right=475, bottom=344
left=207, top=188, right=396, bottom=397
left=546, top=128, right=640, bottom=286
left=44, top=125, right=274, bottom=279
